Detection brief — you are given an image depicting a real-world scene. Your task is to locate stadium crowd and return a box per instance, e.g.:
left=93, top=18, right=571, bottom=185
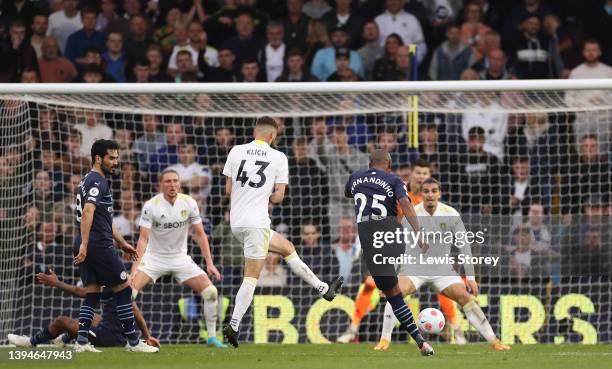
left=0, top=0, right=610, bottom=291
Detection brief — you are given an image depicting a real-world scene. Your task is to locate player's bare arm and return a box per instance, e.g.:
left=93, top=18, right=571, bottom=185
left=75, top=202, right=96, bottom=265
left=398, top=197, right=427, bottom=252
left=269, top=183, right=286, bottom=204
left=36, top=268, right=88, bottom=298
left=112, top=223, right=138, bottom=261
left=132, top=300, right=160, bottom=348
left=192, top=222, right=221, bottom=281
left=225, top=177, right=232, bottom=196
left=131, top=226, right=151, bottom=275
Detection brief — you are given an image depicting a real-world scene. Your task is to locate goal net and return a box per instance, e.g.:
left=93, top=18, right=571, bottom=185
left=1, top=81, right=610, bottom=345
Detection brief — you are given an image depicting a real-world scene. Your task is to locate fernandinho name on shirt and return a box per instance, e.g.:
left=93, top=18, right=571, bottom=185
left=351, top=176, right=395, bottom=197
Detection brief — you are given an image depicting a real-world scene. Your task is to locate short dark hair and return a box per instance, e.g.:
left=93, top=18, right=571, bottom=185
left=255, top=116, right=278, bottom=130
left=411, top=159, right=430, bottom=170
left=293, top=136, right=309, bottom=146
left=583, top=38, right=601, bottom=49
left=286, top=47, right=304, bottom=59
left=133, top=59, right=150, bottom=67
left=10, top=18, right=26, bottom=29
left=159, top=168, right=179, bottom=182
left=176, top=49, right=192, bottom=60
left=91, top=139, right=119, bottom=163
left=81, top=7, right=97, bottom=17
left=422, top=177, right=441, bottom=190
left=468, top=126, right=486, bottom=138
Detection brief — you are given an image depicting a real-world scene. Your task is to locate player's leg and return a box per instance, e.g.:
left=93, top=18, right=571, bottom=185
left=8, top=315, right=78, bottom=347
left=73, top=281, right=103, bottom=352
left=181, top=268, right=227, bottom=348
left=269, top=230, right=343, bottom=300
left=375, top=276, right=419, bottom=350
left=437, top=293, right=466, bottom=344
left=440, top=281, right=510, bottom=350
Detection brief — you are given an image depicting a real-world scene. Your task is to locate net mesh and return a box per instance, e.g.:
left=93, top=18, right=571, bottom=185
left=1, top=86, right=610, bottom=345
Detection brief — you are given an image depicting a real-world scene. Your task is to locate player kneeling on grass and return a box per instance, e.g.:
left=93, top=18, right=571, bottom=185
left=222, top=117, right=344, bottom=347
left=130, top=169, right=227, bottom=348
left=374, top=178, right=511, bottom=351
left=8, top=268, right=160, bottom=349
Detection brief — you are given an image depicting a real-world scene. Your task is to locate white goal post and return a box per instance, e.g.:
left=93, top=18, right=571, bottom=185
left=0, top=80, right=610, bottom=345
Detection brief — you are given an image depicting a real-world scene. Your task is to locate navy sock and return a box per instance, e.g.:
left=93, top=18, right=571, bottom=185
left=76, top=293, right=101, bottom=345
left=61, top=333, right=72, bottom=344
left=387, top=293, right=425, bottom=347
left=30, top=327, right=51, bottom=346
left=115, top=286, right=139, bottom=346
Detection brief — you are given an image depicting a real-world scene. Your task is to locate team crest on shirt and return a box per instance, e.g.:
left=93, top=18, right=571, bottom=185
left=439, top=222, right=447, bottom=231
left=120, top=271, right=127, bottom=280
left=180, top=209, right=188, bottom=219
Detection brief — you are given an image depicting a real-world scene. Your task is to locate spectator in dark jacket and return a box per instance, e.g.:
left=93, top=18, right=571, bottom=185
left=0, top=19, right=38, bottom=82
left=276, top=47, right=319, bottom=82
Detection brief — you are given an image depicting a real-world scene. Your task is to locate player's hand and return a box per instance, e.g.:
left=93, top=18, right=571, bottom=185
left=206, top=263, right=222, bottom=281
left=74, top=243, right=87, bottom=265
left=145, top=336, right=161, bottom=348
left=466, top=279, right=479, bottom=296
left=120, top=242, right=139, bottom=262
left=36, top=267, right=59, bottom=286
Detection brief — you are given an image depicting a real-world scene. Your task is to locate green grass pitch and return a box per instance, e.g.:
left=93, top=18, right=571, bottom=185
left=1, top=344, right=611, bottom=369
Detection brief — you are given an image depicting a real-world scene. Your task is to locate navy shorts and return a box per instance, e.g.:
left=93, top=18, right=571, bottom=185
left=74, top=236, right=128, bottom=287
left=88, top=326, right=126, bottom=347
left=357, top=217, right=402, bottom=291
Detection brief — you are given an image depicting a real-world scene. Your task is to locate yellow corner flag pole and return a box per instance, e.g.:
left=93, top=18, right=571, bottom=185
left=406, top=43, right=419, bottom=149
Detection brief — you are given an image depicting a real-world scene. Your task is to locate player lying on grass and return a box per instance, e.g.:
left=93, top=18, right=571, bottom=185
left=7, top=268, right=160, bottom=349
left=130, top=169, right=226, bottom=348
left=374, top=178, right=511, bottom=351
left=222, top=117, right=343, bottom=347
left=345, top=150, right=434, bottom=356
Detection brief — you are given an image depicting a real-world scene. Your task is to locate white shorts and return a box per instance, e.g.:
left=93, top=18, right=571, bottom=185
left=231, top=227, right=275, bottom=260
left=405, top=274, right=465, bottom=293
left=138, top=252, right=205, bottom=283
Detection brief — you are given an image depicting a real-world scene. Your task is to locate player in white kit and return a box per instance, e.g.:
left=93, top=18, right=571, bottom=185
left=375, top=178, right=511, bottom=351
left=221, top=117, right=343, bottom=347
left=131, top=169, right=227, bottom=348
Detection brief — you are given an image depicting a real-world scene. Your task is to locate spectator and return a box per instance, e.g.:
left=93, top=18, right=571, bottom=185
left=37, top=108, right=61, bottom=146
left=115, top=161, right=151, bottom=202
left=562, top=135, right=611, bottom=215
left=38, top=36, right=78, bottom=82
left=0, top=19, right=39, bottom=82
left=509, top=15, right=564, bottom=79
left=59, top=128, right=91, bottom=175
left=80, top=62, right=106, bottom=83
left=205, top=127, right=234, bottom=175
left=375, top=0, right=426, bottom=65
left=208, top=46, right=239, bottom=82
left=303, top=0, right=331, bottom=20
left=258, top=253, right=288, bottom=287
left=239, top=58, right=261, bottom=82
left=97, top=0, right=119, bottom=32
left=148, top=121, right=185, bottom=177
left=174, top=49, right=198, bottom=82
left=107, top=0, right=150, bottom=40
left=281, top=0, right=311, bottom=50
left=451, top=126, right=503, bottom=215
left=303, top=19, right=330, bottom=66
left=311, top=25, right=364, bottom=81
left=275, top=47, right=318, bottom=81
left=460, top=1, right=493, bottom=60
left=258, top=21, right=286, bottom=82
left=417, top=123, right=441, bottom=176
left=167, top=21, right=196, bottom=77
left=586, top=0, right=612, bottom=66
left=74, top=111, right=113, bottom=157
left=295, top=222, right=337, bottom=281
left=284, top=136, right=328, bottom=240
left=53, top=173, right=80, bottom=243
left=527, top=202, right=553, bottom=253
left=102, top=31, right=126, bottom=82
left=331, top=217, right=360, bottom=284
left=212, top=208, right=243, bottom=278
left=222, top=11, right=265, bottom=67
left=309, top=124, right=368, bottom=240
left=469, top=30, right=502, bottom=72
left=30, top=13, right=49, bottom=58
left=375, top=127, right=409, bottom=167
left=479, top=49, right=513, bottom=80
left=124, top=14, right=152, bottom=69
left=326, top=47, right=362, bottom=81
left=192, top=25, right=219, bottom=77
left=20, top=67, right=40, bottom=83
left=32, top=170, right=55, bottom=213
left=113, top=127, right=133, bottom=162
left=357, top=21, right=384, bottom=79
left=422, top=0, right=457, bottom=47
left=569, top=39, right=612, bottom=79
left=166, top=141, right=212, bottom=199
left=430, top=24, right=476, bottom=81
left=371, top=33, right=403, bottom=81
left=146, top=44, right=172, bottom=82
left=64, top=7, right=106, bottom=66
left=460, top=90, right=508, bottom=161
left=501, top=157, right=533, bottom=216
left=322, top=0, right=364, bottom=49
left=47, top=0, right=82, bottom=54
left=1, top=0, right=37, bottom=27
left=29, top=221, right=65, bottom=276
left=113, top=189, right=140, bottom=241
left=502, top=0, right=555, bottom=48
left=508, top=224, right=554, bottom=278
left=153, top=7, right=181, bottom=55
left=131, top=58, right=151, bottom=82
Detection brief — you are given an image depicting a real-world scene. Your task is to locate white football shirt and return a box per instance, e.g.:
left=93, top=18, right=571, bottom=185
left=139, top=193, right=202, bottom=255
left=223, top=140, right=289, bottom=228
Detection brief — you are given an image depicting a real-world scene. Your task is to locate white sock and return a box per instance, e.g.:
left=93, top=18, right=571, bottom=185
left=284, top=252, right=329, bottom=295
left=463, top=299, right=497, bottom=342
left=381, top=302, right=398, bottom=341
left=201, top=285, right=218, bottom=338
left=230, top=277, right=257, bottom=331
